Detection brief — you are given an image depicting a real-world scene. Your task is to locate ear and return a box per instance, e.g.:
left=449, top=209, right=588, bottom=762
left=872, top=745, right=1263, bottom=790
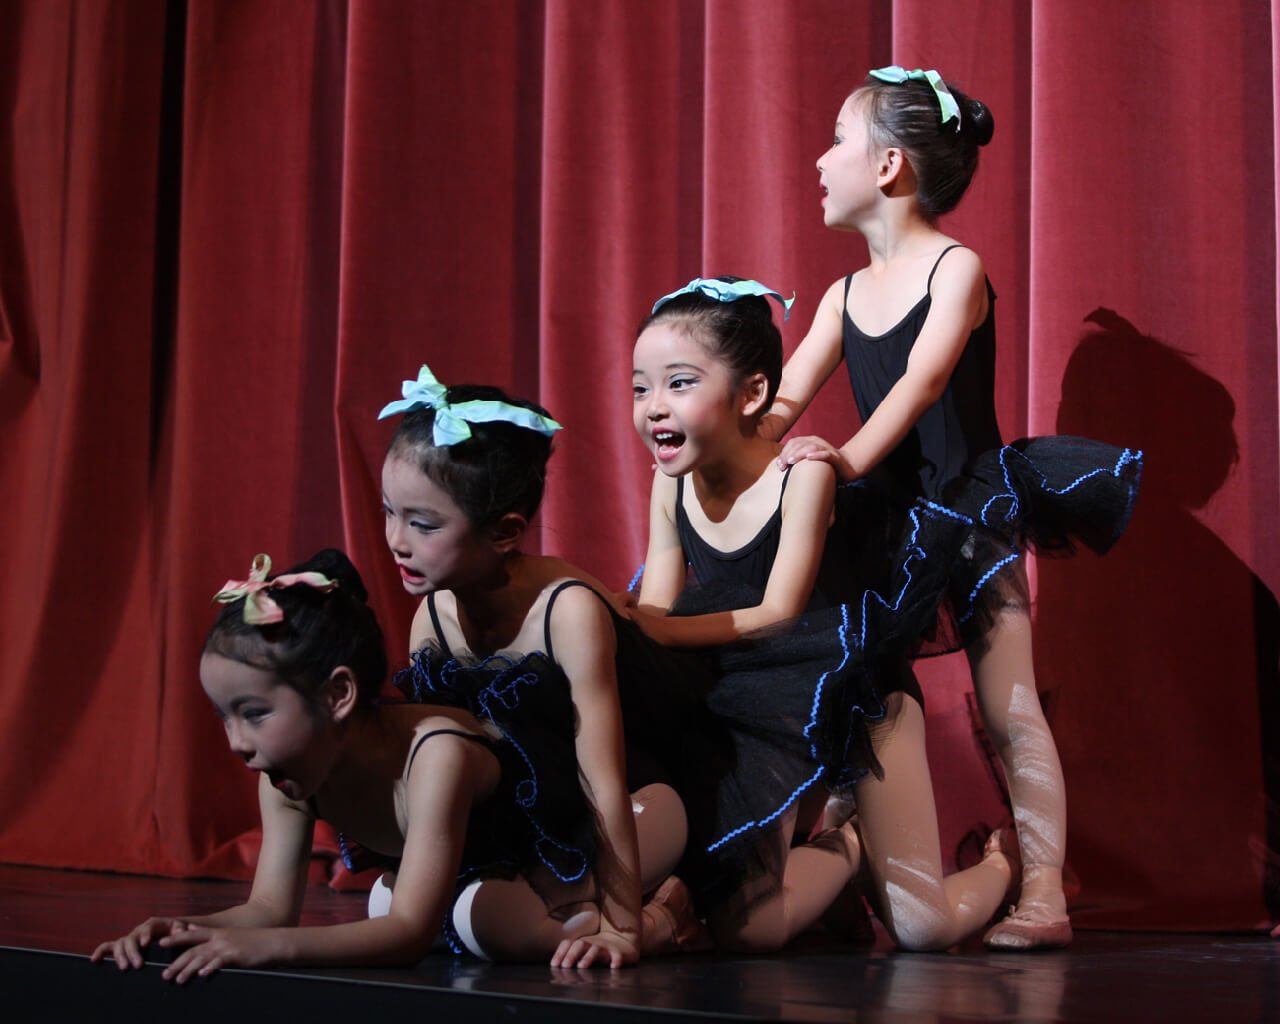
left=324, top=666, right=360, bottom=724
left=489, top=511, right=529, bottom=554
left=739, top=371, right=771, bottom=418
left=877, top=146, right=908, bottom=189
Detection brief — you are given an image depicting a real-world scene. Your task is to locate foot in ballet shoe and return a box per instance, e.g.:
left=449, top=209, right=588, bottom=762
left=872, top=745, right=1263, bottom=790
left=983, top=908, right=1073, bottom=951
left=645, top=876, right=713, bottom=955
left=981, top=829, right=1072, bottom=950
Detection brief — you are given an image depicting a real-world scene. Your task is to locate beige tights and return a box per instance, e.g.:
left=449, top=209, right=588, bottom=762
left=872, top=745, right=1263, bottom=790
left=967, top=586, right=1069, bottom=922
left=451, top=782, right=688, bottom=961
left=857, top=692, right=1015, bottom=950
left=709, top=804, right=861, bottom=953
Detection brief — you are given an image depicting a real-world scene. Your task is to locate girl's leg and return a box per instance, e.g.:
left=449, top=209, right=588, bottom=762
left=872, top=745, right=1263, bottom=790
left=709, top=802, right=862, bottom=953
left=452, top=875, right=600, bottom=961
left=454, top=783, right=691, bottom=961
left=632, top=783, right=688, bottom=891
left=857, top=692, right=1015, bottom=951
left=966, top=586, right=1072, bottom=948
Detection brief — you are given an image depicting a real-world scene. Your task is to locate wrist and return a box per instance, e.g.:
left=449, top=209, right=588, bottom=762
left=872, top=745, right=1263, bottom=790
left=272, top=927, right=299, bottom=965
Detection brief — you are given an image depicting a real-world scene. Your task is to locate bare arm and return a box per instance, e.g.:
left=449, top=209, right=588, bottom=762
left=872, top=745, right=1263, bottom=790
left=758, top=277, right=848, bottom=442
left=779, top=250, right=988, bottom=482
left=548, top=587, right=643, bottom=968
left=152, top=738, right=483, bottom=981
left=91, top=772, right=315, bottom=969
left=632, top=460, right=836, bottom=645
left=635, top=470, right=686, bottom=614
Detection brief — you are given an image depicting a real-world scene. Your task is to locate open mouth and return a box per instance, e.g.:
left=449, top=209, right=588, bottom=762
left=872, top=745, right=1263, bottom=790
left=653, top=430, right=686, bottom=462
left=398, top=564, right=426, bottom=584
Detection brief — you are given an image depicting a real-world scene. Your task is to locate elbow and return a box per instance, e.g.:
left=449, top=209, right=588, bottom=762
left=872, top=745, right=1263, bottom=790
left=918, top=376, right=949, bottom=410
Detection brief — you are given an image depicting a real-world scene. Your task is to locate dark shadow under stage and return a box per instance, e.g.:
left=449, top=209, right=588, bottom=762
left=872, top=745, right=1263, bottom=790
left=2, top=864, right=1276, bottom=1023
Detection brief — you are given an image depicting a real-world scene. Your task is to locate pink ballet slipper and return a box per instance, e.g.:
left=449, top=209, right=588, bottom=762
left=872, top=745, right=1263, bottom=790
left=981, top=827, right=1072, bottom=950
left=983, top=909, right=1073, bottom=951
left=645, top=876, right=713, bottom=954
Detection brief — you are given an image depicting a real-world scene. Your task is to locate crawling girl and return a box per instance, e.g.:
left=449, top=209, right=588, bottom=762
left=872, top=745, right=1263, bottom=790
left=92, top=547, right=691, bottom=978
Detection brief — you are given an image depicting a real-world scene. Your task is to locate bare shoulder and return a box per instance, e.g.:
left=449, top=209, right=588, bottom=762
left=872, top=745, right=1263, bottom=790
left=932, top=243, right=985, bottom=285
left=814, top=275, right=853, bottom=321
left=402, top=712, right=498, bottom=805
left=542, top=571, right=616, bottom=623
left=782, top=457, right=837, bottom=512
left=788, top=455, right=837, bottom=490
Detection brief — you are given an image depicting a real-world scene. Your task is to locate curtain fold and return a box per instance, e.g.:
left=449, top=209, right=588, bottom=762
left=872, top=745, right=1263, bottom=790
left=1, top=0, right=1275, bottom=928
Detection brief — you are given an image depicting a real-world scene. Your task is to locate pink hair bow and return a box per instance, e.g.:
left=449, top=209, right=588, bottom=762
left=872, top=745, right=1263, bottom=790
left=212, top=553, right=337, bottom=625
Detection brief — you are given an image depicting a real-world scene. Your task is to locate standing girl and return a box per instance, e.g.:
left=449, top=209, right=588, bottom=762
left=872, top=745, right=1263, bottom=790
left=765, top=68, right=1143, bottom=949
left=92, top=547, right=692, bottom=977
left=630, top=278, right=1022, bottom=952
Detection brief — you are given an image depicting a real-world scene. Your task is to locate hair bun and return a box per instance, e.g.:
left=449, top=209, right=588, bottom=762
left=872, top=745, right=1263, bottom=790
left=968, top=99, right=994, bottom=146
left=298, top=548, right=369, bottom=604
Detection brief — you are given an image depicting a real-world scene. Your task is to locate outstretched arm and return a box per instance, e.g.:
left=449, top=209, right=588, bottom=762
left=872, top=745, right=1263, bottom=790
left=549, top=587, right=644, bottom=968
left=91, top=772, right=315, bottom=972
left=153, top=745, right=478, bottom=982
left=632, top=459, right=836, bottom=646
left=779, top=250, right=988, bottom=481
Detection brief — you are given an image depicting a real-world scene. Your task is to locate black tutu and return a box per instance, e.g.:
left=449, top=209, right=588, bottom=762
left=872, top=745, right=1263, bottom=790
left=659, top=499, right=970, bottom=906
left=934, top=436, right=1143, bottom=644
left=393, top=539, right=961, bottom=914
left=397, top=649, right=600, bottom=888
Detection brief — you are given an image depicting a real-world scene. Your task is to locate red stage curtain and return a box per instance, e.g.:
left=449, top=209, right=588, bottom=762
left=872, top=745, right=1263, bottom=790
left=1, top=0, right=1275, bottom=930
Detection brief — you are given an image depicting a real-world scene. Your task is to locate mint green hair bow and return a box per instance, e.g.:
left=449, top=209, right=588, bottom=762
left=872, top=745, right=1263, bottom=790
left=869, top=66, right=961, bottom=131
left=651, top=278, right=796, bottom=320
left=378, top=364, right=562, bottom=446
left=212, top=553, right=337, bottom=626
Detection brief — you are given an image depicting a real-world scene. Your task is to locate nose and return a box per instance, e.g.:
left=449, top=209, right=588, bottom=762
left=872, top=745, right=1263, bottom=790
left=644, top=392, right=669, bottom=421
left=816, top=154, right=825, bottom=172
left=385, top=514, right=408, bottom=556
left=223, top=718, right=254, bottom=762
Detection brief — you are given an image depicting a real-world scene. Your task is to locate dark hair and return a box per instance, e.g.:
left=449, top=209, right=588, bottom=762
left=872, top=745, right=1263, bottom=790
left=855, top=74, right=994, bottom=219
left=638, top=276, right=783, bottom=412
left=385, top=385, right=555, bottom=528
left=204, top=548, right=388, bottom=707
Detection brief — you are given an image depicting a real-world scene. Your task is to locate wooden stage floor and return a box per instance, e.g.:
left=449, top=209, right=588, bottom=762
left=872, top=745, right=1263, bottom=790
left=2, top=863, right=1276, bottom=1022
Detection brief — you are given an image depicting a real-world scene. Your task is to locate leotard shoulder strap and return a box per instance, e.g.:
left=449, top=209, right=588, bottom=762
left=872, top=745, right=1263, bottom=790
left=542, top=579, right=611, bottom=662
left=406, top=728, right=495, bottom=774
left=926, top=244, right=968, bottom=294
left=425, top=592, right=454, bottom=658
left=843, top=244, right=967, bottom=311
left=675, top=464, right=793, bottom=544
